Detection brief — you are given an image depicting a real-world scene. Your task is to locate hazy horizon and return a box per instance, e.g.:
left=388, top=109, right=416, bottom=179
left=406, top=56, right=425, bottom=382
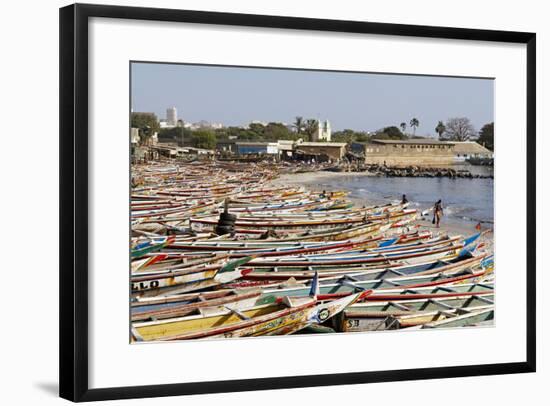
left=131, top=62, right=494, bottom=135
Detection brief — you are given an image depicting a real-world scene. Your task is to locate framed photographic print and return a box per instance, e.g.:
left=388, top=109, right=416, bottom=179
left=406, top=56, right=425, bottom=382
left=59, top=3, right=536, bottom=402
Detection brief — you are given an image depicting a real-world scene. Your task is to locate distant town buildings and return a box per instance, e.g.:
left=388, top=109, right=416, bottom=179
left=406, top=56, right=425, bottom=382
left=197, top=120, right=223, bottom=130
left=295, top=141, right=346, bottom=161
left=130, top=128, right=140, bottom=145
left=249, top=120, right=269, bottom=127
left=131, top=126, right=159, bottom=161
left=134, top=110, right=493, bottom=166
left=158, top=107, right=224, bottom=130
left=234, top=141, right=279, bottom=155
left=214, top=139, right=345, bottom=162
left=349, top=139, right=493, bottom=166
left=277, top=140, right=295, bottom=158
left=166, top=107, right=177, bottom=126
left=182, top=120, right=224, bottom=130
left=158, top=107, right=177, bottom=129
left=351, top=139, right=455, bottom=166
left=312, top=120, right=332, bottom=142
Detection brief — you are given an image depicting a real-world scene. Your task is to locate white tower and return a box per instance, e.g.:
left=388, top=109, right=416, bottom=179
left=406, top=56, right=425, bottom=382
left=166, top=107, right=177, bottom=126
left=323, top=120, right=332, bottom=141
left=313, top=120, right=332, bottom=141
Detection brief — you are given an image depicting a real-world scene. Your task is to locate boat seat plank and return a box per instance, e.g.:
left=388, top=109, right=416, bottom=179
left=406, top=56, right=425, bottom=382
left=387, top=269, right=406, bottom=276
left=341, top=279, right=369, bottom=292
left=224, top=306, right=251, bottom=321
left=388, top=301, right=411, bottom=311
left=384, top=280, right=402, bottom=287
left=343, top=274, right=360, bottom=282
left=434, top=286, right=454, bottom=292
left=475, top=295, right=495, bottom=305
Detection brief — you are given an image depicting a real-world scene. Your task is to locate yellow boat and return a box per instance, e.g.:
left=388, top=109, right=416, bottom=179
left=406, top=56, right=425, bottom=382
left=132, top=291, right=365, bottom=341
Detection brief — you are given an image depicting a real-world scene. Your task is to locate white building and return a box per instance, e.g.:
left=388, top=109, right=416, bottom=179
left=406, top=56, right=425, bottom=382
left=159, top=119, right=173, bottom=129
left=185, top=120, right=224, bottom=130
left=166, top=107, right=177, bottom=126
left=249, top=120, right=268, bottom=127
left=277, top=139, right=296, bottom=158
left=312, top=120, right=332, bottom=142
left=130, top=128, right=140, bottom=145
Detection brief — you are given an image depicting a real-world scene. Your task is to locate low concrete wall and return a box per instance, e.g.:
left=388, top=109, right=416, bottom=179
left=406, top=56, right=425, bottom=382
left=365, top=155, right=455, bottom=166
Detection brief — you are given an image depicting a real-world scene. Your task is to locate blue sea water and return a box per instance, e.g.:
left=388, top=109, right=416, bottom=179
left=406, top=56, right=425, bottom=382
left=310, top=167, right=494, bottom=225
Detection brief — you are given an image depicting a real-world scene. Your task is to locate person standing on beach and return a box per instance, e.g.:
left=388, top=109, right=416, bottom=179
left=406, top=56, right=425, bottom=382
left=433, top=199, right=443, bottom=228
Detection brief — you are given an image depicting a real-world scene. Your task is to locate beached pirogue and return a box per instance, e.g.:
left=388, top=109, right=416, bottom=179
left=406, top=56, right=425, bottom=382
left=130, top=160, right=494, bottom=342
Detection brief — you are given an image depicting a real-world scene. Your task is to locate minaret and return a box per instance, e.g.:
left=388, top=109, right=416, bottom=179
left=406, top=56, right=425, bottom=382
left=324, top=120, right=331, bottom=141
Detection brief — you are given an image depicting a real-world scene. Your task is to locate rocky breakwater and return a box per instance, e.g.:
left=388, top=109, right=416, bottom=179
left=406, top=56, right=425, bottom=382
left=366, top=164, right=493, bottom=179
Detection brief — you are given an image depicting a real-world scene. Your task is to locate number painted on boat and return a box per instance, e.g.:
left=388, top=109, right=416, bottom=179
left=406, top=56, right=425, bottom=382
left=131, top=280, right=160, bottom=291
left=347, top=319, right=360, bottom=329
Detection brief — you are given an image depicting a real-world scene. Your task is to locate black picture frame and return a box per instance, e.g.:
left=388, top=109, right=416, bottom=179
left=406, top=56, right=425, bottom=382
left=59, top=3, right=536, bottom=402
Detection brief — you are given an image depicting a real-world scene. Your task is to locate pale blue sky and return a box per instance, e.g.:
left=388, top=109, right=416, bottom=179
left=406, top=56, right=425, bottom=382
left=131, top=62, right=494, bottom=135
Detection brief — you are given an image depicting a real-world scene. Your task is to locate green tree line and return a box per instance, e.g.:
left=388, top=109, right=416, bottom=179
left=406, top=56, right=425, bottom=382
left=133, top=112, right=494, bottom=151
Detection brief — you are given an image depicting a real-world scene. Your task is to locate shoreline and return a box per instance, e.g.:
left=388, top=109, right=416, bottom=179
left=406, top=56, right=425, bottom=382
left=270, top=171, right=494, bottom=251
left=274, top=170, right=376, bottom=186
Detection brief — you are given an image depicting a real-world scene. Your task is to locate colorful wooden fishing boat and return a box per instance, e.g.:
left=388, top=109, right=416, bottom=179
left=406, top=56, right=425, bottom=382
left=337, top=292, right=494, bottom=332
left=189, top=209, right=417, bottom=232
left=131, top=236, right=175, bottom=258
left=243, top=233, right=481, bottom=269
left=418, top=307, right=494, bottom=329
left=131, top=253, right=489, bottom=314
left=131, top=256, right=254, bottom=298
left=237, top=252, right=491, bottom=282
left=130, top=160, right=494, bottom=340
left=132, top=290, right=365, bottom=341
left=252, top=267, right=492, bottom=306
left=131, top=289, right=262, bottom=322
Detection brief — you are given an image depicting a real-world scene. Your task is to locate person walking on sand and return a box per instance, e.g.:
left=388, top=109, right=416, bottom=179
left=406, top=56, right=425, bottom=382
left=433, top=199, right=443, bottom=228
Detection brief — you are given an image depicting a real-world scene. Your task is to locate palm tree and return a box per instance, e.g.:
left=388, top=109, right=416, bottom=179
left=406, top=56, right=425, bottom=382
left=435, top=120, right=446, bottom=139
left=293, top=116, right=305, bottom=135
left=303, top=119, right=319, bottom=141
left=400, top=122, right=407, bottom=134
left=410, top=118, right=419, bottom=136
